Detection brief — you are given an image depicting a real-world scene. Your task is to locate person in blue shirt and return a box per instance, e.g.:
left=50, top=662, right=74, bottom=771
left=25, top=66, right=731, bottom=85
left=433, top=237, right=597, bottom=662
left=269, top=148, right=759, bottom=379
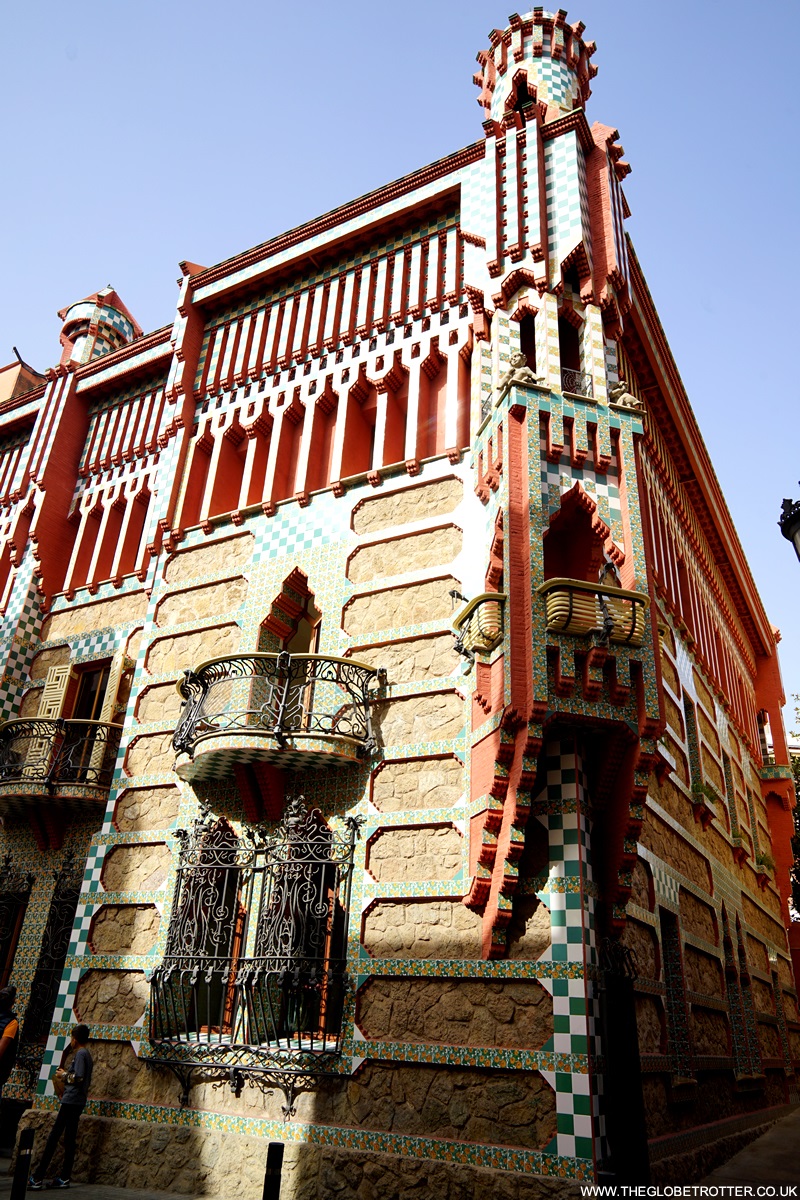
left=30, top=1024, right=93, bottom=1190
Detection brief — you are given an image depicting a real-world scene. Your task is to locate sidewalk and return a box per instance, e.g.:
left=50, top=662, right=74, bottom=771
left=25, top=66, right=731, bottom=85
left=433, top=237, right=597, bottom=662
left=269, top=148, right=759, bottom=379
left=0, top=1162, right=204, bottom=1200
left=700, top=1105, right=800, bottom=1185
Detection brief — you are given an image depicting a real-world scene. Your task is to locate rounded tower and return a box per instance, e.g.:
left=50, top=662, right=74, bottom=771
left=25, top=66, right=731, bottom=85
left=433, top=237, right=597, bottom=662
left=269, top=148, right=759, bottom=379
left=57, top=285, right=141, bottom=366
left=474, top=7, right=596, bottom=125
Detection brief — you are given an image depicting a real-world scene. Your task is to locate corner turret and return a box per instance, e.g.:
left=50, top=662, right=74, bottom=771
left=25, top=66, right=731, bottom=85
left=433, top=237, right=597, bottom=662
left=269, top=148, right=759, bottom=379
left=57, top=286, right=141, bottom=367
left=474, top=7, right=597, bottom=128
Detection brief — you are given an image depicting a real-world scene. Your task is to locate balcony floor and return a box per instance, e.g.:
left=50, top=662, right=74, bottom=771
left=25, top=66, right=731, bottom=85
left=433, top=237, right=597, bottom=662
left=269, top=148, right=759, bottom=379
left=174, top=730, right=366, bottom=781
left=0, top=780, right=112, bottom=818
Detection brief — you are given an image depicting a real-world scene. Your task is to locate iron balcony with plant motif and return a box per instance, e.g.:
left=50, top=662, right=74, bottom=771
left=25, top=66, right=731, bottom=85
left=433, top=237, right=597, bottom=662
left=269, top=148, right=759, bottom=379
left=0, top=718, right=123, bottom=815
left=147, top=796, right=362, bottom=1113
left=172, top=651, right=382, bottom=781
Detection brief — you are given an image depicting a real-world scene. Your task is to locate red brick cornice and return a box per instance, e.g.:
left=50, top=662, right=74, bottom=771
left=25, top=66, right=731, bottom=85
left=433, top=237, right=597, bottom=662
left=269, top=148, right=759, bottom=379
left=74, top=325, right=173, bottom=383
left=189, top=143, right=486, bottom=292
left=0, top=384, right=46, bottom=419
left=541, top=108, right=594, bottom=152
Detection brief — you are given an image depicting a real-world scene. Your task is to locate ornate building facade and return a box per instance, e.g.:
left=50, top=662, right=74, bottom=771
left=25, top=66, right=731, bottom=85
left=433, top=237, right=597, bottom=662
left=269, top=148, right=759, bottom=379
left=0, top=9, right=797, bottom=1194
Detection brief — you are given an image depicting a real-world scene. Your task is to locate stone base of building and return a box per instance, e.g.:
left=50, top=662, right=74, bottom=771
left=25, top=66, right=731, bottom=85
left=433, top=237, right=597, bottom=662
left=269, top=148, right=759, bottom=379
left=18, top=1111, right=581, bottom=1199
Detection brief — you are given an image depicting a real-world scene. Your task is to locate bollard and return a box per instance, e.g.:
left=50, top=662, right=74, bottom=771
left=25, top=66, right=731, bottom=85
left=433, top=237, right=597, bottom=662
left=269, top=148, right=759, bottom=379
left=262, top=1140, right=284, bottom=1200
left=10, top=1126, right=33, bottom=1200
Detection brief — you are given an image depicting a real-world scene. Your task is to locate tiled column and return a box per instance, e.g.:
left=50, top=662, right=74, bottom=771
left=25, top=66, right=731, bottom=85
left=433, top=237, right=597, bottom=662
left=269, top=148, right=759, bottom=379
left=531, top=736, right=599, bottom=1170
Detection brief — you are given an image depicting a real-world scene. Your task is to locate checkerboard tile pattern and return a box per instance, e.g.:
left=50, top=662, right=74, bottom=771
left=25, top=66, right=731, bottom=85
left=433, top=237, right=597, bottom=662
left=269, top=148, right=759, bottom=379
left=639, top=846, right=681, bottom=910
left=67, top=905, right=97, bottom=956
left=491, top=50, right=578, bottom=122
left=83, top=844, right=107, bottom=893
left=545, top=134, right=585, bottom=287
left=540, top=434, right=623, bottom=550
left=38, top=1035, right=72, bottom=1098
left=531, top=740, right=597, bottom=1162
left=251, top=507, right=338, bottom=563
left=50, top=966, right=82, bottom=1023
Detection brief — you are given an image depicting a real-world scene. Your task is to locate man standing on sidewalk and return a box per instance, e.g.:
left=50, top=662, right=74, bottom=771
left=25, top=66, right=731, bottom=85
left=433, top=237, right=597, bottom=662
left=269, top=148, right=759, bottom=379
left=29, top=1024, right=93, bottom=1190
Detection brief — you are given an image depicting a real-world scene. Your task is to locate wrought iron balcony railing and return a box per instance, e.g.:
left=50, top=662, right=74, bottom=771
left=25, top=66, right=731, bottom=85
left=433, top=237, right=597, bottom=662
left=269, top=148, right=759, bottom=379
left=148, top=796, right=362, bottom=1114
left=537, top=578, right=650, bottom=646
left=561, top=367, right=594, bottom=399
left=172, top=652, right=380, bottom=772
left=0, top=718, right=122, bottom=794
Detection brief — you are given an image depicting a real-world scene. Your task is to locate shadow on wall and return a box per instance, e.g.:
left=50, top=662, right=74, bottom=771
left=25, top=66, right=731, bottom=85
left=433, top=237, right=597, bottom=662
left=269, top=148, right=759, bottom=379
left=13, top=763, right=564, bottom=1197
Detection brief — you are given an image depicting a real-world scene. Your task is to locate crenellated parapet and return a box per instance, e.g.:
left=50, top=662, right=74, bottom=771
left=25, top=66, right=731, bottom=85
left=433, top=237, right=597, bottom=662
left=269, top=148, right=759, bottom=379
left=474, top=8, right=597, bottom=120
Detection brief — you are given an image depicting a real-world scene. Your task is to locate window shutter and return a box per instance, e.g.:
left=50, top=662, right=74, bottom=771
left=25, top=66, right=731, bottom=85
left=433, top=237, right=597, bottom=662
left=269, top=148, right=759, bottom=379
left=23, top=664, right=75, bottom=781
left=89, top=650, right=127, bottom=776
left=98, top=651, right=126, bottom=724
left=38, top=665, right=75, bottom=719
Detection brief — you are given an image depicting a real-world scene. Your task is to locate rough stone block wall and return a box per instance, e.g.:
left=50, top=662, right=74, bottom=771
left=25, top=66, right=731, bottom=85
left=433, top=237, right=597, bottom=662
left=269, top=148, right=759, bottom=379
left=363, top=900, right=483, bottom=959
left=40, top=593, right=148, bottom=640
left=164, top=532, right=254, bottom=583
left=75, top=971, right=149, bottom=1025
left=357, top=978, right=553, bottom=1048
left=146, top=623, right=240, bottom=673
left=90, top=905, right=160, bottom=954
left=19, top=1112, right=578, bottom=1200
left=354, top=633, right=459, bottom=683
left=113, top=786, right=181, bottom=831
left=371, top=756, right=464, bottom=812
left=352, top=478, right=462, bottom=534
left=347, top=526, right=462, bottom=584
left=155, top=576, right=248, bottom=626
left=367, top=825, right=463, bottom=881
left=344, top=578, right=461, bottom=636
left=100, top=843, right=171, bottom=892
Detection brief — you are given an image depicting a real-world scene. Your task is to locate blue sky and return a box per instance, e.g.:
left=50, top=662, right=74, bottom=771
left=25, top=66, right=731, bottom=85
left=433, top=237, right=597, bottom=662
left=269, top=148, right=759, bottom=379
left=2, top=1, right=799, bottom=719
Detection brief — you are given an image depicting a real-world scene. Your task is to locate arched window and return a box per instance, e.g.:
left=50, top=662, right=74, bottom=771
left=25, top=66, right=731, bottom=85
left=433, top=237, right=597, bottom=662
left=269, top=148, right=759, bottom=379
left=258, top=568, right=320, bottom=654
left=558, top=312, right=592, bottom=398
left=519, top=312, right=537, bottom=373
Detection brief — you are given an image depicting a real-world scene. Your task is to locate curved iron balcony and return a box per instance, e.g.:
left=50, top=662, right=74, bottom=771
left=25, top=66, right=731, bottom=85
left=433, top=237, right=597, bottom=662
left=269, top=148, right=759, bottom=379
left=561, top=367, right=594, bottom=399
left=451, top=592, right=506, bottom=666
left=537, top=578, right=650, bottom=646
left=0, top=718, right=123, bottom=814
left=172, top=652, right=381, bottom=781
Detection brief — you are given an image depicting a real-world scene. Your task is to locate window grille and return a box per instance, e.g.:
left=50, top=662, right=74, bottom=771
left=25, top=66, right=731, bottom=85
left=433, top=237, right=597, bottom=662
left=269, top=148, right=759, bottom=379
left=148, top=796, right=363, bottom=1110
left=16, top=855, right=82, bottom=1087
left=0, top=853, right=35, bottom=989
left=21, top=856, right=82, bottom=1043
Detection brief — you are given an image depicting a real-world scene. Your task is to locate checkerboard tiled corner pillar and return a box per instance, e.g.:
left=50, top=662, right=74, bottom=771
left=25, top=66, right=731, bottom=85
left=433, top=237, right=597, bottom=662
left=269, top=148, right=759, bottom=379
left=532, top=735, right=602, bottom=1170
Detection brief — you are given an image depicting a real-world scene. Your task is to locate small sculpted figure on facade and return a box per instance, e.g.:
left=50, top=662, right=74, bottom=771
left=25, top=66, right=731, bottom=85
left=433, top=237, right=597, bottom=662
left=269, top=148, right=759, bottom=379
left=608, top=378, right=644, bottom=410
left=496, top=352, right=546, bottom=403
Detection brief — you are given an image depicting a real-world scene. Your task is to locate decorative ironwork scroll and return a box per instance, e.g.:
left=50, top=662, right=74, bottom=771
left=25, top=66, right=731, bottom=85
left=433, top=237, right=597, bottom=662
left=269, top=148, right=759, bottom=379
left=0, top=853, right=36, bottom=988
left=0, top=719, right=122, bottom=790
left=149, top=797, right=363, bottom=1110
left=561, top=367, right=593, bottom=399
left=172, top=652, right=379, bottom=758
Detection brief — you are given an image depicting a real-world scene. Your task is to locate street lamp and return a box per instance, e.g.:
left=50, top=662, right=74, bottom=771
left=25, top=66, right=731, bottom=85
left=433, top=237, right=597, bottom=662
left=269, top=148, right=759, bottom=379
left=779, top=487, right=800, bottom=562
